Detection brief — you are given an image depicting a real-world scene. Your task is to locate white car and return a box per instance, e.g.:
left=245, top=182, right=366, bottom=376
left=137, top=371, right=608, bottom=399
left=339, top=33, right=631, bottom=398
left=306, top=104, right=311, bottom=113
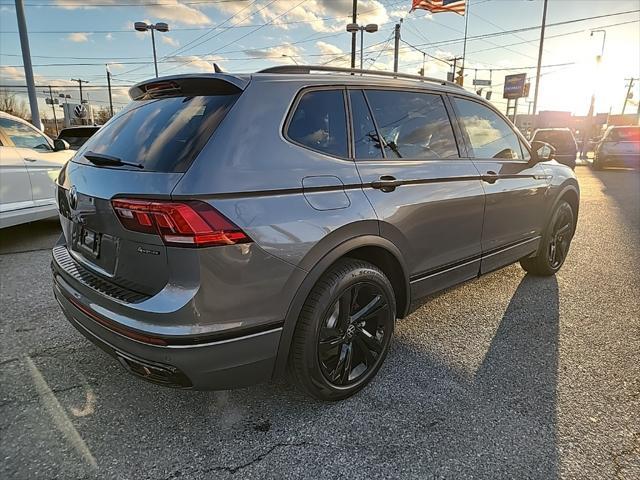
left=0, top=111, right=75, bottom=228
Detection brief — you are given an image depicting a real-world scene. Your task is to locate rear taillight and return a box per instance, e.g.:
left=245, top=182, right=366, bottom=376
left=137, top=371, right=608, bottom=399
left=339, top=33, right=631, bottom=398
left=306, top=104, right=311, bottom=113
left=111, top=199, right=251, bottom=247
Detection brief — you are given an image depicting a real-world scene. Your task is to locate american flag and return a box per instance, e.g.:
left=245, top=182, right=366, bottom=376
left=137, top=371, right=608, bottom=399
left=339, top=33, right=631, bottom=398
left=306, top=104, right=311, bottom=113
left=411, top=0, right=467, bottom=15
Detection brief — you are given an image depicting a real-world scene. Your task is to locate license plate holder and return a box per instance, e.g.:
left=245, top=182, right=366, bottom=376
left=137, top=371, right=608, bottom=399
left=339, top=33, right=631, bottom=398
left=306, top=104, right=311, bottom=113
left=75, top=225, right=101, bottom=258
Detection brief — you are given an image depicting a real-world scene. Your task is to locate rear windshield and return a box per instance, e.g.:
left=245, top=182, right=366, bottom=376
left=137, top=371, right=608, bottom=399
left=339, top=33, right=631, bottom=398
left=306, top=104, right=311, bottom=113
left=607, top=127, right=640, bottom=142
left=59, top=129, right=98, bottom=149
left=533, top=130, right=574, bottom=145
left=73, top=94, right=239, bottom=172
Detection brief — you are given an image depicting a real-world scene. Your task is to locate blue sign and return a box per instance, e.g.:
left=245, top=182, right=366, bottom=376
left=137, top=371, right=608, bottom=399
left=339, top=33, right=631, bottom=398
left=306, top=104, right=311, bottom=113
left=503, top=73, right=527, bottom=99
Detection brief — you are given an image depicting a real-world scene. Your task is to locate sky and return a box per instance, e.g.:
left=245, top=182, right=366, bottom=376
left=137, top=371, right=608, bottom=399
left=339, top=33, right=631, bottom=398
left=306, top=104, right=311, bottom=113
left=1, top=0, right=639, bottom=121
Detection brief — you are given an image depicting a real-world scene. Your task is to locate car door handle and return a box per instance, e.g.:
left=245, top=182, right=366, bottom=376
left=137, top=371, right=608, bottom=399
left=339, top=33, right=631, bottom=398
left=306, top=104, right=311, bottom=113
left=371, top=175, right=401, bottom=192
left=24, top=157, right=38, bottom=162
left=481, top=171, right=499, bottom=184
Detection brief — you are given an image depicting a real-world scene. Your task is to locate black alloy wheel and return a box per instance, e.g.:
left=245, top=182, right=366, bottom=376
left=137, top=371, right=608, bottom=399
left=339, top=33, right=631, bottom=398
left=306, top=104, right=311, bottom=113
left=520, top=200, right=575, bottom=276
left=318, top=282, right=389, bottom=386
left=289, top=259, right=396, bottom=401
left=548, top=205, right=573, bottom=269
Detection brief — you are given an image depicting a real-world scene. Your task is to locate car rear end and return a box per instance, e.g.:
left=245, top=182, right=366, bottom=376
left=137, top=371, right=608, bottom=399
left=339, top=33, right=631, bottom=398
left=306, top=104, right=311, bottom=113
left=51, top=75, right=297, bottom=389
left=57, top=126, right=100, bottom=150
left=595, top=126, right=640, bottom=168
left=532, top=129, right=577, bottom=169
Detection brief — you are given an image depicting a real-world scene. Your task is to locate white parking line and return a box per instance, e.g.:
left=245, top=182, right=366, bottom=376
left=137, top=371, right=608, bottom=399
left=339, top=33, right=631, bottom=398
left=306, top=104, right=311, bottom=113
left=24, top=356, right=98, bottom=470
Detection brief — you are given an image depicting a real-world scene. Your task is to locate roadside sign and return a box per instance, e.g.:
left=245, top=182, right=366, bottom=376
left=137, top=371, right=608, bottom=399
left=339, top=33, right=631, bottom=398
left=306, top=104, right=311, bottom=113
left=503, top=73, right=527, bottom=99
left=473, top=79, right=492, bottom=86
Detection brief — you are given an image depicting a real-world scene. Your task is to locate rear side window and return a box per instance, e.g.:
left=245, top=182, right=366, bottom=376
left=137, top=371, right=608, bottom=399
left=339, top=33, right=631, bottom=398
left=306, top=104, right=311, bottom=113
left=608, top=127, right=640, bottom=142
left=453, top=97, right=523, bottom=160
left=349, top=90, right=383, bottom=159
left=365, top=90, right=459, bottom=159
left=74, top=94, right=239, bottom=172
left=534, top=130, right=574, bottom=145
left=287, top=89, right=348, bottom=158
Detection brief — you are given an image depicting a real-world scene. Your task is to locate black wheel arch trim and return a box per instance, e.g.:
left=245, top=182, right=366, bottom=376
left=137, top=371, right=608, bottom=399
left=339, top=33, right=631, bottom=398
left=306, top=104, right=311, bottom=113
left=271, top=234, right=410, bottom=379
left=549, top=181, right=580, bottom=229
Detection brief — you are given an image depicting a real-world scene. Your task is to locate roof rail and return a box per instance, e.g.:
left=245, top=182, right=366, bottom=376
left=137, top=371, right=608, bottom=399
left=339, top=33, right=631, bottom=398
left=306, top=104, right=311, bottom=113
left=257, top=65, right=463, bottom=89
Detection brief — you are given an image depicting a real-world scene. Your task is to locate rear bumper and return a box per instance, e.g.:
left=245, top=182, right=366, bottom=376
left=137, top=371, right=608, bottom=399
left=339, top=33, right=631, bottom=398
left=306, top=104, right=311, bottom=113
left=53, top=272, right=282, bottom=390
left=595, top=153, right=640, bottom=167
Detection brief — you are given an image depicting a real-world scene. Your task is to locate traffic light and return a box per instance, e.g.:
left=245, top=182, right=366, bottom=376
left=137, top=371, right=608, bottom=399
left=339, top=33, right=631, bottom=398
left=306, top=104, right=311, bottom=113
left=455, top=67, right=464, bottom=86
left=418, top=67, right=424, bottom=76
left=523, top=82, right=531, bottom=97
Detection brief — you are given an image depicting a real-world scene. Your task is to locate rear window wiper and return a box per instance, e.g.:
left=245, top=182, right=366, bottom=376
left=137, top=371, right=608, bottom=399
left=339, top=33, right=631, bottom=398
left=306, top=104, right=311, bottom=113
left=84, top=151, right=144, bottom=169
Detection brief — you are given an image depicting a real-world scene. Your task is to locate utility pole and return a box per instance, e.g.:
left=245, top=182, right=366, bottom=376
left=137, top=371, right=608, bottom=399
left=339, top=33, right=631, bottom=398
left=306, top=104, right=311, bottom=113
left=15, top=0, right=41, bottom=130
left=44, top=87, right=58, bottom=135
left=106, top=65, right=114, bottom=118
left=71, top=78, right=89, bottom=104
left=448, top=56, right=463, bottom=83
left=393, top=22, right=401, bottom=73
left=532, top=0, right=548, bottom=116
left=461, top=0, right=470, bottom=76
left=622, top=78, right=637, bottom=115
left=350, top=0, right=357, bottom=69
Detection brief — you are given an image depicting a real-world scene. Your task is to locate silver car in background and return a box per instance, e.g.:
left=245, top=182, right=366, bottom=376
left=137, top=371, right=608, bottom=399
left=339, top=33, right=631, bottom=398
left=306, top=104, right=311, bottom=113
left=51, top=66, right=580, bottom=401
left=594, top=125, right=640, bottom=170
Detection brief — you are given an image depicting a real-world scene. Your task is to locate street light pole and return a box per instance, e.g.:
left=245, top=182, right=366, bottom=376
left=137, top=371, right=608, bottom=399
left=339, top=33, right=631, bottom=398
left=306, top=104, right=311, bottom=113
left=15, top=0, right=41, bottom=130
left=134, top=22, right=169, bottom=78
left=347, top=23, right=378, bottom=71
left=350, top=0, right=357, bottom=69
left=106, top=65, right=114, bottom=117
left=151, top=28, right=158, bottom=78
left=532, top=0, right=548, bottom=116
left=581, top=29, right=607, bottom=158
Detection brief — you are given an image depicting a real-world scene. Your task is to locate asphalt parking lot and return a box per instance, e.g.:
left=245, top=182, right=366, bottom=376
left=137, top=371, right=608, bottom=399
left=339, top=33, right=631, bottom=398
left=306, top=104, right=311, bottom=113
left=1, top=166, right=638, bottom=480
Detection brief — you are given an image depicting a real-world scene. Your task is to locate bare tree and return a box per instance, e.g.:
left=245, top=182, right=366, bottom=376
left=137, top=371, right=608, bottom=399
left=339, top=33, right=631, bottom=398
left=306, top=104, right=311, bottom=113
left=93, top=106, right=112, bottom=125
left=0, top=89, right=29, bottom=120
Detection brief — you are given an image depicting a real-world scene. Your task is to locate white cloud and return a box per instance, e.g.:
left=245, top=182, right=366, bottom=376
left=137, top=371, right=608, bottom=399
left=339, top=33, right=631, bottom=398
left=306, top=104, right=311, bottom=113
left=146, top=1, right=211, bottom=26
left=161, top=35, right=180, bottom=47
left=244, top=44, right=304, bottom=64
left=54, top=1, right=211, bottom=25
left=67, top=32, right=91, bottom=43
left=315, top=41, right=350, bottom=67
left=215, top=0, right=390, bottom=33
left=172, top=55, right=226, bottom=72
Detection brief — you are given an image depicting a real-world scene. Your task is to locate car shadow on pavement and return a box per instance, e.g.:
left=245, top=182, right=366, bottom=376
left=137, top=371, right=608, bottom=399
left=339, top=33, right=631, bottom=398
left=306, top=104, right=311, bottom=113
left=9, top=270, right=562, bottom=478
left=590, top=168, right=640, bottom=237
left=367, top=272, right=562, bottom=477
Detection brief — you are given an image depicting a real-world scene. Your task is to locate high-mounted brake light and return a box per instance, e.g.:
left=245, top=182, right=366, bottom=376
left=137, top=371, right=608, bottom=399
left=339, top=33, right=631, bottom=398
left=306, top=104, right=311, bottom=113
left=111, top=199, right=251, bottom=247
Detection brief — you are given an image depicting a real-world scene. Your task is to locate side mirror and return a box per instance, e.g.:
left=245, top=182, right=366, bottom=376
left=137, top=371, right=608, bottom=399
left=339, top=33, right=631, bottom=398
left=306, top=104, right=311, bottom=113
left=53, top=138, right=70, bottom=151
left=530, top=140, right=555, bottom=164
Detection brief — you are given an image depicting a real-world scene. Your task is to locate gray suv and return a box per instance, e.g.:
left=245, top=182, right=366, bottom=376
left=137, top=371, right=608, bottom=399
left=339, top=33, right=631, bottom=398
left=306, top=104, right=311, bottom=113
left=52, top=66, right=579, bottom=400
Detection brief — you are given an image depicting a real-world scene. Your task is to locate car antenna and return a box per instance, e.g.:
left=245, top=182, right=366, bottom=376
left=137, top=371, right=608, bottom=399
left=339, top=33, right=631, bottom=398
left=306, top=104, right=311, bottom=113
left=213, top=63, right=223, bottom=73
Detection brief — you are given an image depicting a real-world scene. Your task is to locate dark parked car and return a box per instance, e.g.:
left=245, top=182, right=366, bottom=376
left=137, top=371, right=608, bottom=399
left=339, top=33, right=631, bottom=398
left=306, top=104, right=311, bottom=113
left=531, top=128, right=577, bottom=169
left=593, top=125, right=640, bottom=169
left=52, top=66, right=580, bottom=400
left=57, top=125, right=100, bottom=150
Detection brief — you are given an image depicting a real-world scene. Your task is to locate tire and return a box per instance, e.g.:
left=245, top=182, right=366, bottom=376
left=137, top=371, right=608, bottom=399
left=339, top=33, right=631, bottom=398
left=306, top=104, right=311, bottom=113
left=288, top=258, right=396, bottom=401
left=593, top=155, right=605, bottom=170
left=520, top=200, right=575, bottom=276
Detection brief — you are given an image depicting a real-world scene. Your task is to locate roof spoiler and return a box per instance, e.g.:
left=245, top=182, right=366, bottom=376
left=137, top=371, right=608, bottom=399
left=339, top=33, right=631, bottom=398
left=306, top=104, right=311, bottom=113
left=129, top=74, right=248, bottom=100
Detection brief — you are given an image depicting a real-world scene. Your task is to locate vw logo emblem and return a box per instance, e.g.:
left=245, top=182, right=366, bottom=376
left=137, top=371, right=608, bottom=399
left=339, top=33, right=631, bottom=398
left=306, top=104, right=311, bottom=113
left=74, top=104, right=87, bottom=119
left=68, top=186, right=78, bottom=210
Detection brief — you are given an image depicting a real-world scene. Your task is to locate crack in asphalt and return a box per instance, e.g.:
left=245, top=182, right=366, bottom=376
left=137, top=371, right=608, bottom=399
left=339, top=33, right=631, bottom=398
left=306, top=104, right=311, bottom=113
left=612, top=432, right=640, bottom=479
left=195, top=442, right=309, bottom=477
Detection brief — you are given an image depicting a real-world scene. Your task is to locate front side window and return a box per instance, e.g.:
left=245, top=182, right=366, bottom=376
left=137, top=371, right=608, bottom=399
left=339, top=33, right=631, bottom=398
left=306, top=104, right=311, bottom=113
left=287, top=89, right=348, bottom=158
left=349, top=90, right=383, bottom=159
left=365, top=90, right=459, bottom=159
left=0, top=118, right=51, bottom=151
left=453, top=97, right=523, bottom=160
